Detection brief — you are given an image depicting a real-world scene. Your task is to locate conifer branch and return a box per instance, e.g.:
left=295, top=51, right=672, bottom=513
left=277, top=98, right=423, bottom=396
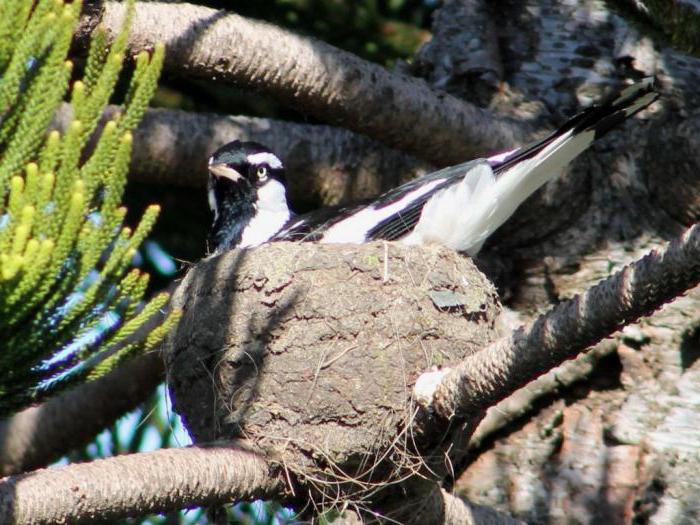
left=0, top=0, right=173, bottom=415
left=76, top=1, right=526, bottom=167
left=431, top=223, right=700, bottom=421
left=0, top=445, right=286, bottom=524
left=53, top=103, right=429, bottom=203
left=0, top=352, right=163, bottom=476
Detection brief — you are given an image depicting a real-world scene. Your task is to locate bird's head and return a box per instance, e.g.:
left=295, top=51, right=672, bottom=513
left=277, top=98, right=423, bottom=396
left=207, top=140, right=287, bottom=217
left=207, top=140, right=290, bottom=252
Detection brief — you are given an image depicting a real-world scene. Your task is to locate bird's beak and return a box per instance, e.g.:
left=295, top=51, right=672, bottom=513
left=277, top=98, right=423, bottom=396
left=208, top=163, right=243, bottom=182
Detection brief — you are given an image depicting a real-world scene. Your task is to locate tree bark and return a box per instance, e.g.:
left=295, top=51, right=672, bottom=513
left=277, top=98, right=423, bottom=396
left=27, top=0, right=698, bottom=523
left=76, top=1, right=527, bottom=167
left=0, top=445, right=285, bottom=525
left=53, top=103, right=429, bottom=208
left=611, top=0, right=700, bottom=57
left=431, top=223, right=700, bottom=420
left=416, top=3, right=700, bottom=522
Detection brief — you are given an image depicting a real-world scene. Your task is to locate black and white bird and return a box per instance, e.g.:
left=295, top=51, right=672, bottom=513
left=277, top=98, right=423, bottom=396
left=207, top=79, right=658, bottom=256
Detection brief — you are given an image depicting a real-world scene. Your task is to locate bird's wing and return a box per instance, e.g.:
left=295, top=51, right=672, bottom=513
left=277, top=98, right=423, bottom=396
left=273, top=161, right=484, bottom=244
left=276, top=79, right=658, bottom=252
left=273, top=203, right=367, bottom=242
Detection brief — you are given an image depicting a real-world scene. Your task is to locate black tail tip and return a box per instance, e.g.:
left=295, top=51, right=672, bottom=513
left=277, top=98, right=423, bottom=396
left=612, top=76, right=659, bottom=107
left=586, top=77, right=660, bottom=139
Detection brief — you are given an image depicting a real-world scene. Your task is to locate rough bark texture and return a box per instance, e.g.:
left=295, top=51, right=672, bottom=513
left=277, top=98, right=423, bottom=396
left=53, top=104, right=430, bottom=208
left=0, top=352, right=163, bottom=476
left=434, top=224, right=700, bottom=421
left=165, top=242, right=500, bottom=515
left=34, top=0, right=698, bottom=523
left=412, top=2, right=700, bottom=523
left=612, top=0, right=700, bottom=57
left=77, top=1, right=526, bottom=167
left=0, top=445, right=283, bottom=525
left=456, top=250, right=700, bottom=524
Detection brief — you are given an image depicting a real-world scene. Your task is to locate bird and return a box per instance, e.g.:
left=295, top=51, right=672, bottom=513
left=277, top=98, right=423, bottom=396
left=207, top=78, right=659, bottom=256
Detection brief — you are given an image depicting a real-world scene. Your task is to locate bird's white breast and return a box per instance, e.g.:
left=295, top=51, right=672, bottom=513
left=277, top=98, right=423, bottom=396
left=239, top=179, right=291, bottom=248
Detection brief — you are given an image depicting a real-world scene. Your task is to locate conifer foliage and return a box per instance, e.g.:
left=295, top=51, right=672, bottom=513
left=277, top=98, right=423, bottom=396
left=0, top=0, right=177, bottom=415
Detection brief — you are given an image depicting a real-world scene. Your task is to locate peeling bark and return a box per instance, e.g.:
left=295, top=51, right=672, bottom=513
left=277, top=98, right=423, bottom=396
left=434, top=224, right=700, bottom=421
left=408, top=3, right=700, bottom=522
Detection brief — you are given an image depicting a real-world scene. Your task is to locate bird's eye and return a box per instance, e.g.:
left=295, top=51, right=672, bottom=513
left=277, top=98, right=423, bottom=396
left=256, top=166, right=268, bottom=180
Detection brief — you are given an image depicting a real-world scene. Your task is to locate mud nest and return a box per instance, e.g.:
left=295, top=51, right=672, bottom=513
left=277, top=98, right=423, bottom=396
left=165, top=242, right=500, bottom=503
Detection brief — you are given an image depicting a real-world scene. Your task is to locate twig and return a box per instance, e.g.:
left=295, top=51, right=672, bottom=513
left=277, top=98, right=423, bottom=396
left=320, top=345, right=358, bottom=370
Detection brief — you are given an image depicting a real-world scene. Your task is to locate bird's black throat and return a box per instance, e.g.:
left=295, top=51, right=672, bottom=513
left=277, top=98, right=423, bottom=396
left=208, top=175, right=257, bottom=254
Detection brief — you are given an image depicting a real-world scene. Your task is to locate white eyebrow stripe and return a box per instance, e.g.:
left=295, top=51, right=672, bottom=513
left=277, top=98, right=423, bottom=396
left=247, top=152, right=283, bottom=169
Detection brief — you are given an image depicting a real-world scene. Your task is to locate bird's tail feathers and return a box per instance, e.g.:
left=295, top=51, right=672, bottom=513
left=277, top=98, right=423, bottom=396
left=429, top=78, right=658, bottom=254
left=474, top=78, right=659, bottom=249
left=494, top=78, right=658, bottom=189
left=404, top=161, right=499, bottom=253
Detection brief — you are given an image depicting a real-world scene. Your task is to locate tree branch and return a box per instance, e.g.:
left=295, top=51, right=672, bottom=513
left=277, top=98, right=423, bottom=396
left=612, top=0, right=700, bottom=57
left=467, top=340, right=617, bottom=453
left=0, top=444, right=285, bottom=524
left=53, top=103, right=429, bottom=207
left=0, top=352, right=163, bottom=476
left=432, top=223, right=700, bottom=420
left=77, top=1, right=526, bottom=167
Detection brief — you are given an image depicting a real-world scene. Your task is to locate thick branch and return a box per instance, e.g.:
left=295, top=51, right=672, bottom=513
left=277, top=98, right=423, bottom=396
left=0, top=445, right=285, bottom=525
left=77, top=1, right=525, bottom=166
left=434, top=223, right=700, bottom=419
left=467, top=340, right=617, bottom=452
left=0, top=352, right=163, bottom=476
left=54, top=104, right=429, bottom=206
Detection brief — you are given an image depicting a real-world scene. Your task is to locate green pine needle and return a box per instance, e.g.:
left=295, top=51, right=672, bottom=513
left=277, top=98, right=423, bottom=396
left=0, top=0, right=175, bottom=416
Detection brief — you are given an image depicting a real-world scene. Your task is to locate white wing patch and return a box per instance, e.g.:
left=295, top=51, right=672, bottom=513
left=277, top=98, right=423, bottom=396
left=404, top=128, right=595, bottom=255
left=320, top=178, right=448, bottom=244
left=402, top=163, right=498, bottom=254
left=247, top=152, right=283, bottom=169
